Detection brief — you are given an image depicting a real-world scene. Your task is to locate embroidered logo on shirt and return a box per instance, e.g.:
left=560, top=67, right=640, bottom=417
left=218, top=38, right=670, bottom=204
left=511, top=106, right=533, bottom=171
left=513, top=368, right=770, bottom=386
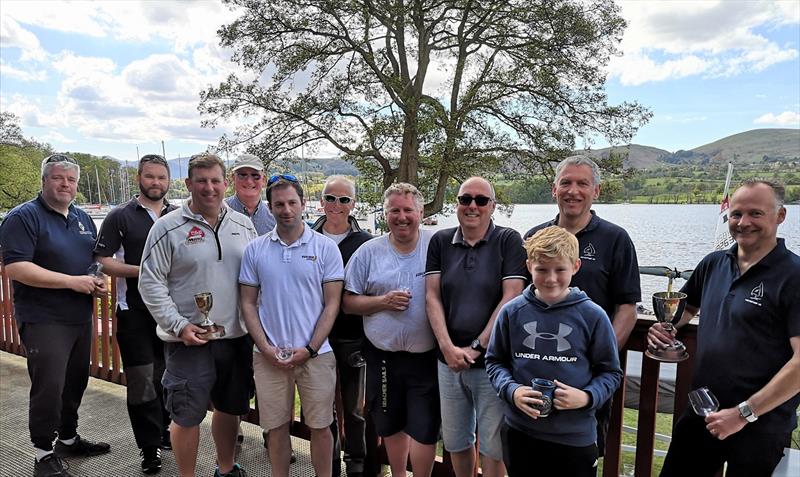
left=580, top=243, right=596, bottom=261
left=186, top=226, right=205, bottom=244
left=744, top=282, right=764, bottom=307
left=522, top=322, right=573, bottom=352
left=302, top=255, right=318, bottom=262
left=77, top=221, right=92, bottom=235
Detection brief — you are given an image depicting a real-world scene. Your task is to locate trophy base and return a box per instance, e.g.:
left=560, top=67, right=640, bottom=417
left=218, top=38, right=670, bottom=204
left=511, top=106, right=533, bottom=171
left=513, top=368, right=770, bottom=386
left=198, top=324, right=226, bottom=340
left=645, top=344, right=689, bottom=363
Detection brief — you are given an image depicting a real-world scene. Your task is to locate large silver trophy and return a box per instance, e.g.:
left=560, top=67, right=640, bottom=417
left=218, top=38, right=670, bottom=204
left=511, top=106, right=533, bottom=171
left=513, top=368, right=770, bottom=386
left=645, top=291, right=688, bottom=362
left=194, top=292, right=226, bottom=340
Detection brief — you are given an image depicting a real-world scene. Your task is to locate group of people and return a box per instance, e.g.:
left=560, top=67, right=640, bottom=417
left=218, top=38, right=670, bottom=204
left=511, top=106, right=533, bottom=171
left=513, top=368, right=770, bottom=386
left=0, top=151, right=797, bottom=477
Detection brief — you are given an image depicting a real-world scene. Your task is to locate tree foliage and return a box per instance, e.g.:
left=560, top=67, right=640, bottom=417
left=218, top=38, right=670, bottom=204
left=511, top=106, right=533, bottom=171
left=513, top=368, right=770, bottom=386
left=201, top=0, right=650, bottom=214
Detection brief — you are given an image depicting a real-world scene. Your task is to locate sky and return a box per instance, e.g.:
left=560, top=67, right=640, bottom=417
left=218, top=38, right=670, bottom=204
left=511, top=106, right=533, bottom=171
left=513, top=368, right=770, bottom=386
left=1, top=0, right=799, bottom=163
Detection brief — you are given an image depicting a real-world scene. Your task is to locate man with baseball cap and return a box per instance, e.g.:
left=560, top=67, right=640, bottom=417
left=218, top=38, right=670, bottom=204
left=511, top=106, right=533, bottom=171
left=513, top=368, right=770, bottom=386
left=226, top=154, right=276, bottom=235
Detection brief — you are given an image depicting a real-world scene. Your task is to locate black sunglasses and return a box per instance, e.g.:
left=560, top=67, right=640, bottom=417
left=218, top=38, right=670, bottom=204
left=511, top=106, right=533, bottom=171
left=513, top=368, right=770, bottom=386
left=43, top=154, right=78, bottom=165
left=267, top=174, right=299, bottom=186
left=323, top=194, right=353, bottom=205
left=236, top=172, right=263, bottom=180
left=457, top=194, right=492, bottom=207
left=140, top=154, right=168, bottom=167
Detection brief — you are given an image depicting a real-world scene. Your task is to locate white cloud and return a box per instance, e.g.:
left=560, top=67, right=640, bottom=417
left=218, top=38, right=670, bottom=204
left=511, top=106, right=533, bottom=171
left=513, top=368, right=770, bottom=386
left=0, top=60, right=47, bottom=81
left=609, top=0, right=800, bottom=85
left=41, top=131, right=77, bottom=144
left=753, top=111, right=800, bottom=126
left=0, top=16, right=47, bottom=61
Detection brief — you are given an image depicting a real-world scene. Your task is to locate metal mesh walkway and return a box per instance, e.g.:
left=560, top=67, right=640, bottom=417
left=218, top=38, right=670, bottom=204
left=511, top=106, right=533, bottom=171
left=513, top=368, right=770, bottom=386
left=0, top=351, right=340, bottom=476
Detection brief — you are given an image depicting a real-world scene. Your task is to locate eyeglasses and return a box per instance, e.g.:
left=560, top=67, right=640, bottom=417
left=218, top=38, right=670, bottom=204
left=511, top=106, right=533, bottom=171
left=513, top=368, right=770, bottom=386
left=236, top=172, right=263, bottom=180
left=457, top=195, right=493, bottom=207
left=43, top=154, right=78, bottom=165
left=267, top=174, right=299, bottom=186
left=140, top=154, right=168, bottom=167
left=323, top=194, right=353, bottom=205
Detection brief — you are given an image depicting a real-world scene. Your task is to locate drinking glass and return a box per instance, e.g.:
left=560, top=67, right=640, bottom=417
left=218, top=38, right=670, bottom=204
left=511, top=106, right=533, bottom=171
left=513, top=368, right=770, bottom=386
left=397, top=272, right=413, bottom=294
left=688, top=387, right=719, bottom=417
left=275, top=341, right=294, bottom=361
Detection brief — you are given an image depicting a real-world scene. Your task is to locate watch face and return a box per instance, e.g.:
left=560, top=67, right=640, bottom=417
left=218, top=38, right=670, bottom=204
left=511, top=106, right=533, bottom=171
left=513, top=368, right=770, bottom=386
left=471, top=339, right=480, bottom=349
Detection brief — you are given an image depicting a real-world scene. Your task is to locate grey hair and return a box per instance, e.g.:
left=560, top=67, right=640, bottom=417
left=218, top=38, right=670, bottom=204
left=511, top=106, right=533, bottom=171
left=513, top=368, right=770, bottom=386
left=383, top=182, right=424, bottom=211
left=554, top=155, right=601, bottom=186
left=737, top=178, right=786, bottom=209
left=41, top=157, right=80, bottom=180
left=323, top=175, right=356, bottom=198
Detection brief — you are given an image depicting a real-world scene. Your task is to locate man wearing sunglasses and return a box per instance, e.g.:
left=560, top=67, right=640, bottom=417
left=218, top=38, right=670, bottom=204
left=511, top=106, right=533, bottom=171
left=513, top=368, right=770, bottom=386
left=94, top=154, right=176, bottom=473
left=225, top=154, right=276, bottom=236
left=524, top=155, right=641, bottom=457
left=1, top=154, right=111, bottom=477
left=311, top=176, right=377, bottom=477
left=425, top=177, right=527, bottom=477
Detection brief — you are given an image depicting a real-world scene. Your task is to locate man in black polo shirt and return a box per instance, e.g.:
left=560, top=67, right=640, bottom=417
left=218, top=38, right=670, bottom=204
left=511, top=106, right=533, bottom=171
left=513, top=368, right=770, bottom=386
left=523, top=155, right=640, bottom=455
left=0, top=154, right=111, bottom=477
left=94, top=154, right=176, bottom=474
left=426, top=177, right=527, bottom=477
left=648, top=179, right=800, bottom=476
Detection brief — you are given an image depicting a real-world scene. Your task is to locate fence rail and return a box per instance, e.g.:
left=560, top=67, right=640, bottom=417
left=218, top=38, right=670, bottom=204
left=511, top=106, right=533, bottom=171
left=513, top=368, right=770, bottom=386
left=0, top=262, right=697, bottom=477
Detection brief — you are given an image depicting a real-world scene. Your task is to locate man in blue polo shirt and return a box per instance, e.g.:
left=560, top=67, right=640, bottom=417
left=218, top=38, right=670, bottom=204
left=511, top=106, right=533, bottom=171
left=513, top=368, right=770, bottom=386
left=225, top=153, right=276, bottom=235
left=0, top=154, right=111, bottom=477
left=94, top=154, right=176, bottom=474
left=426, top=176, right=527, bottom=477
left=524, top=155, right=640, bottom=455
left=648, top=179, right=800, bottom=476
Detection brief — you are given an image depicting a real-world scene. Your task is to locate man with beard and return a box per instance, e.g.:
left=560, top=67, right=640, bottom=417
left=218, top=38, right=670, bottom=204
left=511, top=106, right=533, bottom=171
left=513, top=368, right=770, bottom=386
left=0, top=154, right=110, bottom=477
left=94, top=154, right=176, bottom=474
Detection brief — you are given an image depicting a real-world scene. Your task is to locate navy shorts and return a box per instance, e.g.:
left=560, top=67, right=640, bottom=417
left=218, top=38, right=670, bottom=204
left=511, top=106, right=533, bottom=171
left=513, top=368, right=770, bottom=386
left=364, top=341, right=440, bottom=445
left=161, top=335, right=253, bottom=427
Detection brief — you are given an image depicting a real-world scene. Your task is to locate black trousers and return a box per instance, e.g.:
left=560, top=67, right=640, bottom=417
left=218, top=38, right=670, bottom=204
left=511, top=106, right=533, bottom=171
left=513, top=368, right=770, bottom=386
left=660, top=411, right=790, bottom=477
left=501, top=424, right=599, bottom=477
left=116, top=307, right=170, bottom=449
left=19, top=321, right=92, bottom=451
left=331, top=338, right=368, bottom=475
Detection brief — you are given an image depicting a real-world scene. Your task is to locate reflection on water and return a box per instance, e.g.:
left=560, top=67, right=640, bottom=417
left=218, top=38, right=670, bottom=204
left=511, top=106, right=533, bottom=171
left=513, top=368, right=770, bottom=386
left=426, top=203, right=800, bottom=304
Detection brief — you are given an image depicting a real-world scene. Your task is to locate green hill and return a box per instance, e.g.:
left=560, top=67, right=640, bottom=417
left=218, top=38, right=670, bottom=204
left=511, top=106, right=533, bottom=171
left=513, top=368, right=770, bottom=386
left=688, top=128, right=800, bottom=164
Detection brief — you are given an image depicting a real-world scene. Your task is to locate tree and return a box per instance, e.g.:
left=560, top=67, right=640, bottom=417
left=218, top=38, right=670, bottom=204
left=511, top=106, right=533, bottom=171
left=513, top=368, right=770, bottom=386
left=0, top=112, right=25, bottom=147
left=201, top=0, right=650, bottom=214
left=0, top=145, right=41, bottom=210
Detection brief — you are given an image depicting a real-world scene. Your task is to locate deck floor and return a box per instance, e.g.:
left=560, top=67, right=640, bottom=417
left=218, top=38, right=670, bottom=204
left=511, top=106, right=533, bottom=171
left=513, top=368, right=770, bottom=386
left=0, top=351, right=345, bottom=476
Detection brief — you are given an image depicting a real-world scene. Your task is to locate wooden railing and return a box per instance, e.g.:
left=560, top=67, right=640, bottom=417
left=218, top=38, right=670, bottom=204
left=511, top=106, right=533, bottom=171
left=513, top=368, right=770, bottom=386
left=0, top=262, right=697, bottom=477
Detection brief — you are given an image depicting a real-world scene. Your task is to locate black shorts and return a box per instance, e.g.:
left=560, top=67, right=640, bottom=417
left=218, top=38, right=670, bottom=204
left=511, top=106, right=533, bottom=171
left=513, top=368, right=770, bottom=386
left=162, top=335, right=253, bottom=427
left=364, top=341, right=440, bottom=445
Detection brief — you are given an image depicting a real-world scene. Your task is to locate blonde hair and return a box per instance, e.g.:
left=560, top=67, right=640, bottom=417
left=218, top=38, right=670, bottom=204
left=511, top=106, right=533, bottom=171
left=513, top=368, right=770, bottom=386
left=524, top=226, right=578, bottom=263
left=383, top=182, right=424, bottom=211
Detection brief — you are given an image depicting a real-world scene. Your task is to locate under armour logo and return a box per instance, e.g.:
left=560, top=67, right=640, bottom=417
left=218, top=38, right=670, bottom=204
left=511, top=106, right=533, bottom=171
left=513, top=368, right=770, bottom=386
left=583, top=243, right=596, bottom=257
left=522, top=322, right=573, bottom=352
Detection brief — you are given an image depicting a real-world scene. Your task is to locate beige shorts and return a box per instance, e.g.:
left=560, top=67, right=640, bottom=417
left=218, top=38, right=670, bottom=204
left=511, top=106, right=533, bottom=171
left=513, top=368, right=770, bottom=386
left=253, top=350, right=337, bottom=430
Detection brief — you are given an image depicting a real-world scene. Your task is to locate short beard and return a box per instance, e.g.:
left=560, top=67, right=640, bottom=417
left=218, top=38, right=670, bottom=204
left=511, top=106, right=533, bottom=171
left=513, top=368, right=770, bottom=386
left=139, top=183, right=167, bottom=201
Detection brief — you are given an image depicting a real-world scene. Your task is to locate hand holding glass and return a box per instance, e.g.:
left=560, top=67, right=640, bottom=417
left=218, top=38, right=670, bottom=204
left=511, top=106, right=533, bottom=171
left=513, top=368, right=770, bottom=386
left=275, top=341, right=294, bottom=361
left=396, top=272, right=413, bottom=294
left=688, top=387, right=719, bottom=417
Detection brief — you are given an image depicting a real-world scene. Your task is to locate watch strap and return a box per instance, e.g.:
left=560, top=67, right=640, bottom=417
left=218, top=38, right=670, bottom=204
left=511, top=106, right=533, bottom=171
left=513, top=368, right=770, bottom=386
left=305, top=344, right=318, bottom=359
left=738, top=401, right=758, bottom=422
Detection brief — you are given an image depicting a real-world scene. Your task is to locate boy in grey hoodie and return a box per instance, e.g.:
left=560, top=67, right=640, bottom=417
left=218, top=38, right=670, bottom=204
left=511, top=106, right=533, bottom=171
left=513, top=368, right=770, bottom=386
left=486, top=226, right=622, bottom=477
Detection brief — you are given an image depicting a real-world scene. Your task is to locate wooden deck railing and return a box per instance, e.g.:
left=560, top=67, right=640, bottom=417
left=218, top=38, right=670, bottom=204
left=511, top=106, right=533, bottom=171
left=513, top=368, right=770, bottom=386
left=0, top=262, right=697, bottom=477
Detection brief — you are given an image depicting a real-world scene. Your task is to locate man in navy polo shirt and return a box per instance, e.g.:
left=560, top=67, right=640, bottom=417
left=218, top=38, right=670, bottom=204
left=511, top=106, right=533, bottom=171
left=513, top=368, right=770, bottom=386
left=524, top=155, right=640, bottom=455
left=426, top=176, right=527, bottom=477
left=648, top=179, right=800, bottom=476
left=0, top=154, right=111, bottom=477
left=94, top=154, right=176, bottom=474
left=225, top=153, right=276, bottom=235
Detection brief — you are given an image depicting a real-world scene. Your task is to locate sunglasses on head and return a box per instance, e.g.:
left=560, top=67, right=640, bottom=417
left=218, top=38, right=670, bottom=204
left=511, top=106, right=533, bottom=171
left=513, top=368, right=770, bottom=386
left=140, top=154, right=168, bottom=167
left=267, top=174, right=299, bottom=186
left=323, top=194, right=353, bottom=205
left=236, top=171, right=263, bottom=180
left=43, top=154, right=78, bottom=165
left=457, top=194, right=492, bottom=207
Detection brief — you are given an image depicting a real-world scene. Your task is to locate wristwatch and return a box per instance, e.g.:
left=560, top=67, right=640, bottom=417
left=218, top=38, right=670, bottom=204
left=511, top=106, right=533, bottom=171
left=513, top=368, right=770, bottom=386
left=470, top=339, right=486, bottom=354
left=737, top=401, right=758, bottom=423
left=305, top=344, right=318, bottom=359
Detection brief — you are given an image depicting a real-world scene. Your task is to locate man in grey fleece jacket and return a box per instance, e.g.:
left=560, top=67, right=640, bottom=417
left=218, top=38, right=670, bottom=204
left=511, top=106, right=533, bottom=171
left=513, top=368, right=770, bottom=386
left=139, top=153, right=257, bottom=477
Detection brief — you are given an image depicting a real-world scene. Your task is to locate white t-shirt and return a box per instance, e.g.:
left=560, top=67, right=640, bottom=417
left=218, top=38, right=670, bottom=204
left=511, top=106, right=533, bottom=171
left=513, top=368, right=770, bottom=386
left=239, top=225, right=344, bottom=354
left=344, top=229, right=435, bottom=352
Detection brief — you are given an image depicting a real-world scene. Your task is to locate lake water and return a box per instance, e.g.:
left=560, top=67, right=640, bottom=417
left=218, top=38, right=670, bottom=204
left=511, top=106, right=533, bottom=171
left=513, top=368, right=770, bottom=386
left=422, top=203, right=800, bottom=304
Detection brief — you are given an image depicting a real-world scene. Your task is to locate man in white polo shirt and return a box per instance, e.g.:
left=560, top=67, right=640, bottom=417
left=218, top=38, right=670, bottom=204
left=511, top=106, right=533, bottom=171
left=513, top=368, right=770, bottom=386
left=239, top=174, right=345, bottom=477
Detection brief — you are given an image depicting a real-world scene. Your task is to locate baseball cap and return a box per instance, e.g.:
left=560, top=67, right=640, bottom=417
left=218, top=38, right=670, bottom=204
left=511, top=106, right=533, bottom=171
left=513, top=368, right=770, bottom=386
left=231, top=154, right=264, bottom=172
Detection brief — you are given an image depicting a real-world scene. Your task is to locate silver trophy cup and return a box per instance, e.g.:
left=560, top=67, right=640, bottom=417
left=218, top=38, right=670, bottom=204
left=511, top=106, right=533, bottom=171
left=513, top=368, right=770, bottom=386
left=645, top=291, right=689, bottom=362
left=194, top=292, right=226, bottom=340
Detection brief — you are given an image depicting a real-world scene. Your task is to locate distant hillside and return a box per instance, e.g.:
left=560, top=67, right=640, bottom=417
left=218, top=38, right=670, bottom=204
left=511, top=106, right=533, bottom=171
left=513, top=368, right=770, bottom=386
left=585, top=128, right=799, bottom=169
